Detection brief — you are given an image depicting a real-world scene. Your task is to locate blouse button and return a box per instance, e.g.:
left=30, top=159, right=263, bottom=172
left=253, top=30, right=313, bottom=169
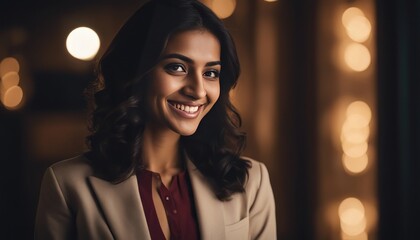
left=173, top=209, right=177, bottom=214
left=165, top=196, right=170, bottom=201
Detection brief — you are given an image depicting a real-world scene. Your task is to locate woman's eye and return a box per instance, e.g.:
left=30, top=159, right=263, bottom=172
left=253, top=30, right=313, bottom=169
left=165, top=64, right=186, bottom=73
left=204, top=70, right=220, bottom=79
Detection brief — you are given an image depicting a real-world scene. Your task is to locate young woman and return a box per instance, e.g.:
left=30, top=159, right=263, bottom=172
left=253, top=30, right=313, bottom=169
left=35, top=0, right=276, bottom=239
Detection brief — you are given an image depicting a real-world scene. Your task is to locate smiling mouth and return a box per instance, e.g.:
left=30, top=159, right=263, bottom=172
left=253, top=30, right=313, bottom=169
left=168, top=101, right=203, bottom=114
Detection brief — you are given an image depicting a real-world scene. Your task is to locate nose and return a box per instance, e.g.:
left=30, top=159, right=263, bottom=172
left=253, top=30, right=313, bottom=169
left=182, top=71, right=207, bottom=99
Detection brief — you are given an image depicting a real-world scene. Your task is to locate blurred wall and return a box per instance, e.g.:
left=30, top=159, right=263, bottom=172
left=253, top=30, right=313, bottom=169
left=376, top=0, right=420, bottom=239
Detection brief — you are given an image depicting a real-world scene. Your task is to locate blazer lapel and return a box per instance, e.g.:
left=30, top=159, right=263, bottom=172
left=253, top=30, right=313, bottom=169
left=187, top=160, right=226, bottom=240
left=88, top=175, right=151, bottom=240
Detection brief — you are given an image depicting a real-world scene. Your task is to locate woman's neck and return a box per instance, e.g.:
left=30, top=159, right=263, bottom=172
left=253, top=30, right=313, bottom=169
left=141, top=125, right=182, bottom=175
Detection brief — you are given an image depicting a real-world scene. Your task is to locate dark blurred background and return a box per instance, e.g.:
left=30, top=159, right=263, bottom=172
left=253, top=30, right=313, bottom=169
left=0, top=0, right=419, bottom=239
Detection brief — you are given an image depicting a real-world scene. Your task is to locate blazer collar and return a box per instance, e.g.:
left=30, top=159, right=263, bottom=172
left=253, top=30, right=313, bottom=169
left=88, top=158, right=226, bottom=240
left=187, top=159, right=226, bottom=240
left=88, top=175, right=151, bottom=240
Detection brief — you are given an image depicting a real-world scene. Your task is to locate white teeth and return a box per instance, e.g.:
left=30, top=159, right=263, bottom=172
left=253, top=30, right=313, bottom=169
left=172, top=103, right=199, bottom=113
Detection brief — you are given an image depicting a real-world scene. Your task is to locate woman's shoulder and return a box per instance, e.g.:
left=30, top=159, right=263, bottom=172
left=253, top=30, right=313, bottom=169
left=240, top=156, right=273, bottom=197
left=38, top=155, right=97, bottom=205
left=47, top=154, right=94, bottom=182
left=241, top=156, right=270, bottom=179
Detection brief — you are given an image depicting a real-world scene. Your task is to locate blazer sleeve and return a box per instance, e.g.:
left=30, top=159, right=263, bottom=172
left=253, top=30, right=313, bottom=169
left=249, top=162, right=277, bottom=239
left=35, top=167, right=75, bottom=240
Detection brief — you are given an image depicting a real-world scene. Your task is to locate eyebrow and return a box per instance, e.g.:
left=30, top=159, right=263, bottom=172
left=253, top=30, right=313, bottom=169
left=160, top=53, right=221, bottom=67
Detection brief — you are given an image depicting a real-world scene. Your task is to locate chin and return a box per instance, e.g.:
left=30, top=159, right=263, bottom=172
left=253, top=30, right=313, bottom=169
left=168, top=119, right=201, bottom=136
left=178, top=129, right=198, bottom=136
left=171, top=125, right=199, bottom=136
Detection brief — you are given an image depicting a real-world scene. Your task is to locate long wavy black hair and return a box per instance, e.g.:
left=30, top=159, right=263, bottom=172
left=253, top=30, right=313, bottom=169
left=86, top=0, right=250, bottom=201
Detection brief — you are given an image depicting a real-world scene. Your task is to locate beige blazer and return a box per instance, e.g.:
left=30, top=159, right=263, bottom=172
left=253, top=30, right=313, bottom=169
left=35, top=155, right=276, bottom=240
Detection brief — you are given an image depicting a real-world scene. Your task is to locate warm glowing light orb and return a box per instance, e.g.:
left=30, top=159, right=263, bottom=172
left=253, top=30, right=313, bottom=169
left=66, top=27, right=100, bottom=61
left=345, top=15, right=371, bottom=42
left=2, top=85, right=23, bottom=109
left=339, top=198, right=365, bottom=218
left=340, top=207, right=365, bottom=226
left=341, top=124, right=370, bottom=144
left=1, top=72, right=20, bottom=89
left=344, top=43, right=371, bottom=72
left=341, top=231, right=368, bottom=240
left=342, top=154, right=368, bottom=174
left=341, top=217, right=367, bottom=236
left=347, top=101, right=372, bottom=126
left=345, top=114, right=371, bottom=129
left=264, top=0, right=278, bottom=2
left=211, top=0, right=236, bottom=19
left=339, top=197, right=366, bottom=236
left=342, top=7, right=365, bottom=27
left=342, top=141, right=368, bottom=158
left=0, top=57, right=20, bottom=77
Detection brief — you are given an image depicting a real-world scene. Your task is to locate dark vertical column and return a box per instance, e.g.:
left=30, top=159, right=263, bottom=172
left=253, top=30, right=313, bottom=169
left=376, top=0, right=420, bottom=239
left=292, top=2, right=317, bottom=240
left=277, top=1, right=318, bottom=239
left=0, top=111, right=25, bottom=239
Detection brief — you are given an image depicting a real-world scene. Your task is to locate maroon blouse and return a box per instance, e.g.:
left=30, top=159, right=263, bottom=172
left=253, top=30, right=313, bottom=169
left=136, top=169, right=200, bottom=240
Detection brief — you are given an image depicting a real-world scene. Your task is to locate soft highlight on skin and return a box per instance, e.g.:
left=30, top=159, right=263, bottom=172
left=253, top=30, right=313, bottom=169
left=146, top=29, right=221, bottom=137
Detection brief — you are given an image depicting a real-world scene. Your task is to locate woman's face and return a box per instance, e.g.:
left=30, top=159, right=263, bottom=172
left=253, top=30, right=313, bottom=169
left=146, top=29, right=221, bottom=136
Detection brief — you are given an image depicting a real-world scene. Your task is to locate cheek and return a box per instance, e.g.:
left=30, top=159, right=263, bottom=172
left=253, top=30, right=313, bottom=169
left=207, top=82, right=221, bottom=103
left=150, top=74, right=179, bottom=97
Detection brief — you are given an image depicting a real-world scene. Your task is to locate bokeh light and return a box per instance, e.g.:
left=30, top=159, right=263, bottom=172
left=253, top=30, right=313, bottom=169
left=341, top=101, right=371, bottom=173
left=341, top=123, right=369, bottom=144
left=342, top=7, right=364, bottom=27
left=341, top=101, right=371, bottom=145
left=211, top=0, right=236, bottom=19
left=345, top=114, right=371, bottom=129
left=339, top=198, right=365, bottom=223
left=338, top=6, right=374, bottom=240
left=2, top=85, right=23, bottom=109
left=342, top=154, right=368, bottom=174
left=342, top=231, right=368, bottom=240
left=347, top=101, right=372, bottom=126
left=345, top=15, right=371, bottom=42
left=341, top=218, right=367, bottom=236
left=342, top=141, right=368, bottom=158
left=66, top=27, right=100, bottom=61
left=1, top=72, right=20, bottom=89
left=344, top=43, right=371, bottom=72
left=339, top=198, right=367, bottom=236
left=0, top=57, right=20, bottom=77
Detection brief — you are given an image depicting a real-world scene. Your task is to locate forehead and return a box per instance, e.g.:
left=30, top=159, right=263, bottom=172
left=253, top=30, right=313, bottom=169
left=163, top=29, right=221, bottom=60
